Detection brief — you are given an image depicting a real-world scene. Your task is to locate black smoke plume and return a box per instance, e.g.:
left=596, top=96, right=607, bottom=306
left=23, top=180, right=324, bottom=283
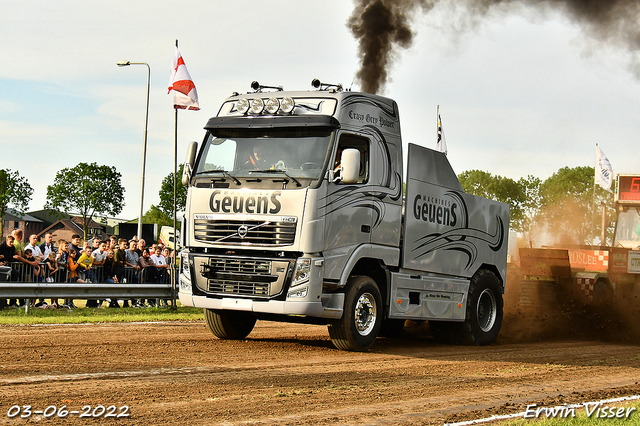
left=348, top=0, right=640, bottom=94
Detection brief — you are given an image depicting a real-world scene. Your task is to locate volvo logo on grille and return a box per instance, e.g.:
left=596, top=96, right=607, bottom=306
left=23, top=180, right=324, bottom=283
left=238, top=225, right=249, bottom=238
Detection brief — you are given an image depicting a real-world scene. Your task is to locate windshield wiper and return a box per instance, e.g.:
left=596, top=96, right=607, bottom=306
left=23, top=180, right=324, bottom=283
left=208, top=170, right=241, bottom=185
left=252, top=169, right=302, bottom=187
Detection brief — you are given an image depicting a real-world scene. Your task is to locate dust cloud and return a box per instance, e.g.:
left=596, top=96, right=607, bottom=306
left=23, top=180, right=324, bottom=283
left=499, top=267, right=640, bottom=344
left=526, top=201, right=596, bottom=247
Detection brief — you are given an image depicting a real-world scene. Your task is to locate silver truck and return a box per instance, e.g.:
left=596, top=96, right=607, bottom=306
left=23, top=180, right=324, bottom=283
left=178, top=80, right=510, bottom=351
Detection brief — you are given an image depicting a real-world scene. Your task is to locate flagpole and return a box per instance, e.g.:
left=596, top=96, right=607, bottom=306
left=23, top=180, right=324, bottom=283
left=168, top=39, right=198, bottom=305
left=172, top=39, right=179, bottom=310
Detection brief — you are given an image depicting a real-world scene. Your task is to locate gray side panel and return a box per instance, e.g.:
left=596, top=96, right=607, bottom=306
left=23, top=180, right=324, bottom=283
left=406, top=143, right=463, bottom=191
left=389, top=272, right=469, bottom=320
left=402, top=144, right=510, bottom=281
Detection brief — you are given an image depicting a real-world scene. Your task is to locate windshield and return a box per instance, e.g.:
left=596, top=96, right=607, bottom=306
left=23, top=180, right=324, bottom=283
left=614, top=207, right=640, bottom=249
left=195, top=127, right=333, bottom=181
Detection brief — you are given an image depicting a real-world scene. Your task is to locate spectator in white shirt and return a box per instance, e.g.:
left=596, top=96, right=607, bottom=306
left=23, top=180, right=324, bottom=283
left=150, top=246, right=169, bottom=283
left=25, top=234, right=44, bottom=262
left=91, top=241, right=108, bottom=282
left=24, top=234, right=45, bottom=284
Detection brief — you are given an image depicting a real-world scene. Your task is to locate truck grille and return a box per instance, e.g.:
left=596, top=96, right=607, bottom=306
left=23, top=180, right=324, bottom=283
left=194, top=219, right=296, bottom=246
left=209, top=280, right=270, bottom=297
left=210, top=258, right=271, bottom=274
left=196, top=257, right=291, bottom=298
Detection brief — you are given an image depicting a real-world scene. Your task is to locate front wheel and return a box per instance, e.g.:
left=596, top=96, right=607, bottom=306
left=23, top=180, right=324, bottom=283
left=204, top=309, right=257, bottom=340
left=328, top=275, right=382, bottom=351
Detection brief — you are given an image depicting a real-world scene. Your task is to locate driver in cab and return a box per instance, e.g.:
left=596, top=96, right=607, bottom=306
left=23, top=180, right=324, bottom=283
left=246, top=145, right=268, bottom=170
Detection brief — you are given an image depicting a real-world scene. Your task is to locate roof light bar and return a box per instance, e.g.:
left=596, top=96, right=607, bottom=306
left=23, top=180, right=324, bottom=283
left=235, top=96, right=295, bottom=116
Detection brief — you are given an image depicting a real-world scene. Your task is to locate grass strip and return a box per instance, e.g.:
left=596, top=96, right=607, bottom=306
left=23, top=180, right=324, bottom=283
left=0, top=301, right=204, bottom=325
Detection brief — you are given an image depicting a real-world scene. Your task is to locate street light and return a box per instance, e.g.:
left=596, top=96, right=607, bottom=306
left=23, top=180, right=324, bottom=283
left=117, top=60, right=150, bottom=240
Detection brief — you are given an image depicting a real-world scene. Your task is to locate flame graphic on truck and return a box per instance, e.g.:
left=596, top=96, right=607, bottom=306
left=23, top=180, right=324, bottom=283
left=410, top=191, right=506, bottom=269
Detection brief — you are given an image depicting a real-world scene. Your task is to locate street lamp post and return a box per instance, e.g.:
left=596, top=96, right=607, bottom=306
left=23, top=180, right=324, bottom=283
left=117, top=60, right=150, bottom=240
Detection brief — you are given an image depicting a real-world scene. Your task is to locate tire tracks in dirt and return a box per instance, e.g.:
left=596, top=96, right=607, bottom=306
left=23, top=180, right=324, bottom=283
left=1, top=322, right=639, bottom=425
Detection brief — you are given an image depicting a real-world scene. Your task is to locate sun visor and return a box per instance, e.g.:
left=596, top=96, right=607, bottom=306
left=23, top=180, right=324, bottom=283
left=205, top=115, right=340, bottom=131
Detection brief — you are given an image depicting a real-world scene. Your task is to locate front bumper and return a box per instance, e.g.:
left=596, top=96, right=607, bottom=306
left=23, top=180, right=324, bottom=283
left=179, top=252, right=344, bottom=319
left=179, top=289, right=344, bottom=319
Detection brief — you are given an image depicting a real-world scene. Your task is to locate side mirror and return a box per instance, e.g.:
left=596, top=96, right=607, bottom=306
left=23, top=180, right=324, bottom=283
left=182, top=142, right=198, bottom=187
left=340, top=148, right=360, bottom=184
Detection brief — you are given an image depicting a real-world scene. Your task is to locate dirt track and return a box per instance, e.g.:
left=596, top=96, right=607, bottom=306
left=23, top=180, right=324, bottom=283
left=1, top=319, right=639, bottom=425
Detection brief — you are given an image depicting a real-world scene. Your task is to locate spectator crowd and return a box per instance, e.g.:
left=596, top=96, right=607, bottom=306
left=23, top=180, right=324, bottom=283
left=0, top=229, right=175, bottom=310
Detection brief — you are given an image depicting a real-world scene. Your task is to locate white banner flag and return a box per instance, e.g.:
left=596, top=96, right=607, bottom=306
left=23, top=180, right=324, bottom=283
left=168, top=47, right=199, bottom=110
left=437, top=110, right=447, bottom=155
left=595, top=145, right=613, bottom=192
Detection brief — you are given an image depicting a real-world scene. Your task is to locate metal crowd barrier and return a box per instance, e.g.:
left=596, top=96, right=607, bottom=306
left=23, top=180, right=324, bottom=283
left=0, top=262, right=176, bottom=309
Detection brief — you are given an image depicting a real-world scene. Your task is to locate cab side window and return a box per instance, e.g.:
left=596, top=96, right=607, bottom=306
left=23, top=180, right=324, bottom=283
left=334, top=134, right=369, bottom=184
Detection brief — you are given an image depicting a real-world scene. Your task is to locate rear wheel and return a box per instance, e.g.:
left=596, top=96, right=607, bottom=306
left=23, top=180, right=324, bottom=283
left=447, top=269, right=504, bottom=345
left=328, top=275, right=382, bottom=351
left=593, top=279, right=614, bottom=307
left=204, top=309, right=257, bottom=340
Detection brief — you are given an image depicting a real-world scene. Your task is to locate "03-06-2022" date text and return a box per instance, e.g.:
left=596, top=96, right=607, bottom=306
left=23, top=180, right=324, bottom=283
left=7, top=405, right=130, bottom=419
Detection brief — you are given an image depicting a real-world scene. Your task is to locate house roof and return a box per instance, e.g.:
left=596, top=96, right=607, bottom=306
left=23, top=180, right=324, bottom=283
left=2, top=208, right=43, bottom=223
left=28, top=209, right=126, bottom=229
left=70, top=216, right=105, bottom=229
left=26, top=209, right=71, bottom=227
left=38, top=216, right=107, bottom=239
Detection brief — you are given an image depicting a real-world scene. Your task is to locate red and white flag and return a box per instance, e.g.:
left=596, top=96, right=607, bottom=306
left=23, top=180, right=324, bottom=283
left=168, top=47, right=199, bottom=110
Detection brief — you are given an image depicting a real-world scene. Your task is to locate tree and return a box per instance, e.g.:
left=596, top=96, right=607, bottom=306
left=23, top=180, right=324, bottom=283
left=0, top=169, right=34, bottom=238
left=45, top=163, right=125, bottom=239
left=517, top=175, right=542, bottom=239
left=158, top=164, right=187, bottom=218
left=535, top=166, right=612, bottom=245
left=142, top=204, right=174, bottom=229
left=458, top=170, right=528, bottom=233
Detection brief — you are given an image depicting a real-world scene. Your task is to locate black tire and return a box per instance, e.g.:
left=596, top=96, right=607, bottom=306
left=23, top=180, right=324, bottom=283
left=328, top=275, right=382, bottom=351
left=428, top=320, right=454, bottom=343
left=448, top=269, right=504, bottom=345
left=204, top=309, right=257, bottom=340
left=593, top=279, right=614, bottom=307
left=378, top=319, right=406, bottom=338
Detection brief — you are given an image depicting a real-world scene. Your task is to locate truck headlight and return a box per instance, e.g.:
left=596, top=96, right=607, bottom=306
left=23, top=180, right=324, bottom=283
left=280, top=96, right=295, bottom=114
left=265, top=97, right=280, bottom=114
left=180, top=252, right=191, bottom=281
left=291, top=258, right=310, bottom=287
left=236, top=98, right=250, bottom=115
left=249, top=98, right=265, bottom=115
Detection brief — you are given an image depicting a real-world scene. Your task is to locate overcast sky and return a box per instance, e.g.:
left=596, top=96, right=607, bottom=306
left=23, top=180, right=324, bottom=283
left=2, top=0, right=639, bottom=220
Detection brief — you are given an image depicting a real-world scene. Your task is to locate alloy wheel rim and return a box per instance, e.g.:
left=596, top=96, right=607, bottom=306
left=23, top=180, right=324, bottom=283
left=477, top=288, right=497, bottom=332
left=354, top=292, right=377, bottom=336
